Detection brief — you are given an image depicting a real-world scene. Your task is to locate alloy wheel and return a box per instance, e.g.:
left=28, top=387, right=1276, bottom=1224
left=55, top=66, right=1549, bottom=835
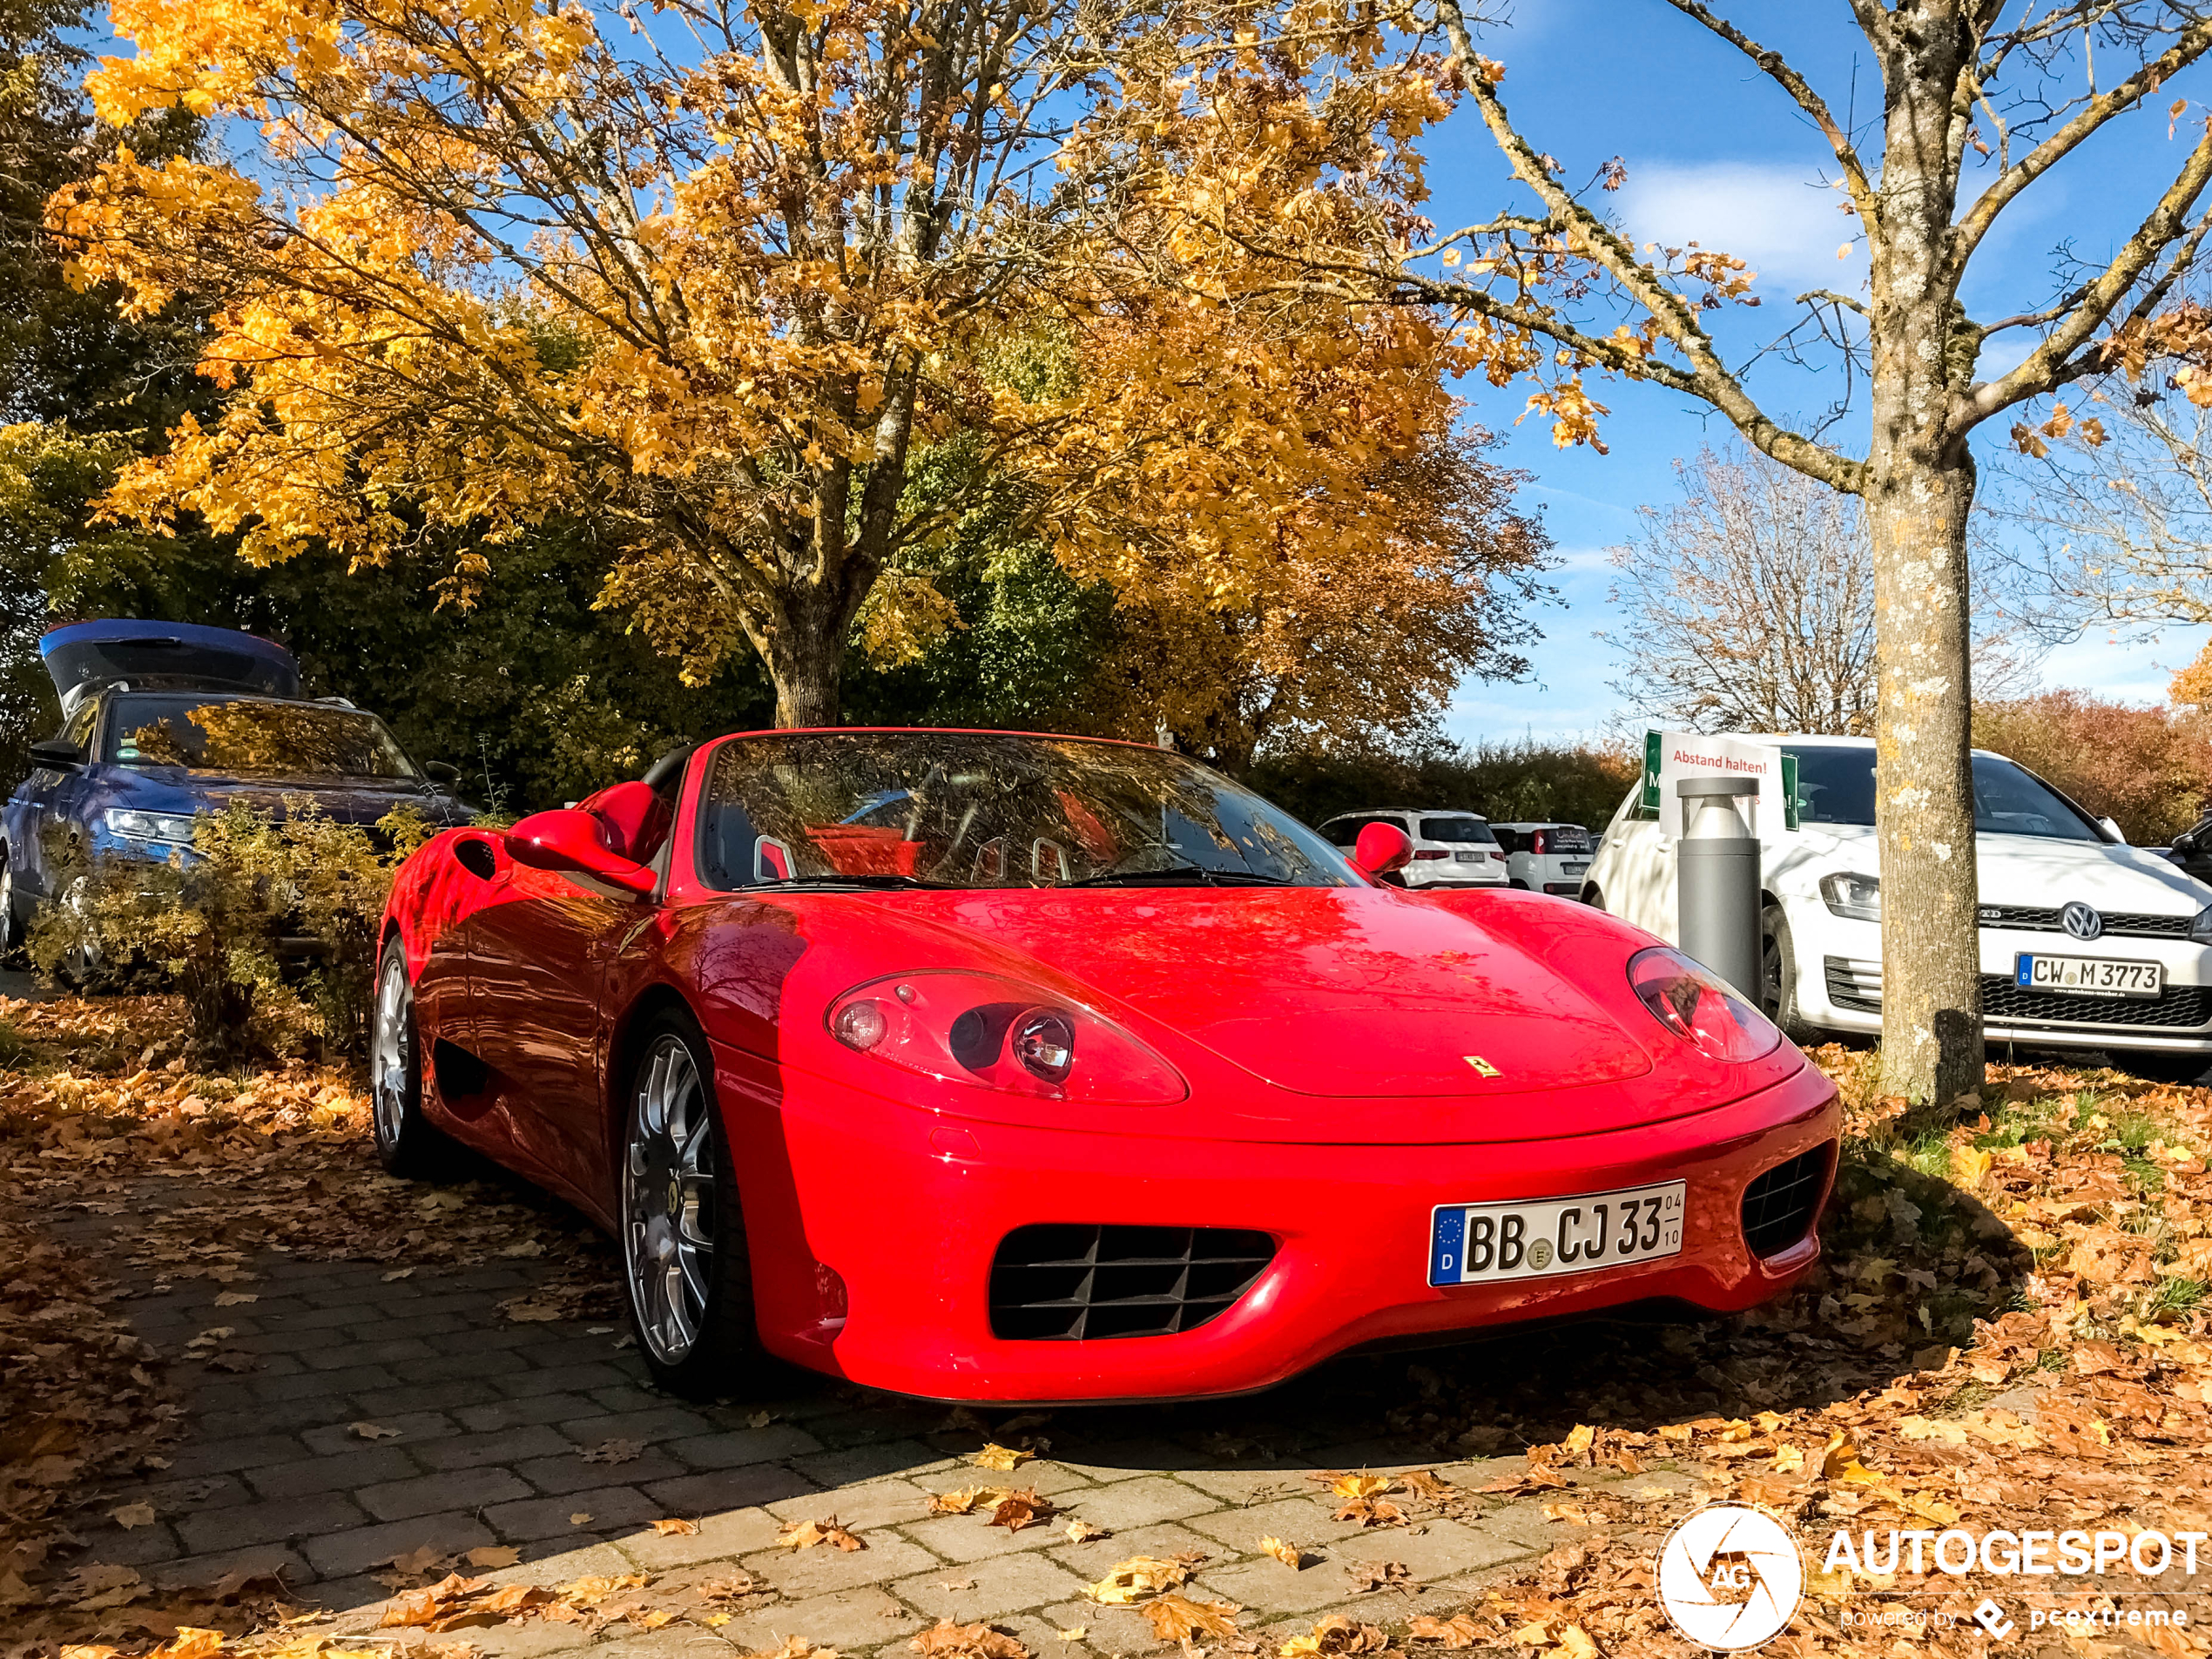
left=370, top=952, right=411, bottom=1150
left=624, top=1035, right=717, bottom=1365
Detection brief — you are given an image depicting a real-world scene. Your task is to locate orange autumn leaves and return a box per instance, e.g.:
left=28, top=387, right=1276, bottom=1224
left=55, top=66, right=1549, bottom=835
left=52, top=0, right=1541, bottom=729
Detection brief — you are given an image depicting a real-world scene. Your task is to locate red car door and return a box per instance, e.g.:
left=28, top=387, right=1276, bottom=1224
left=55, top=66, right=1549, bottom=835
left=467, top=783, right=672, bottom=1204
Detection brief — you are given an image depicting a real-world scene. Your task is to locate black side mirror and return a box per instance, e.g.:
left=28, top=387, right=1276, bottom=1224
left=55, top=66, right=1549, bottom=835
left=29, top=738, right=84, bottom=772
left=424, top=760, right=462, bottom=786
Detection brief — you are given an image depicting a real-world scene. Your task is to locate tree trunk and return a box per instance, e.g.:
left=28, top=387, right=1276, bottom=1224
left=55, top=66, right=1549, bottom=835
left=762, top=589, right=848, bottom=728
left=1865, top=8, right=1984, bottom=1103
left=1865, top=447, right=1983, bottom=1103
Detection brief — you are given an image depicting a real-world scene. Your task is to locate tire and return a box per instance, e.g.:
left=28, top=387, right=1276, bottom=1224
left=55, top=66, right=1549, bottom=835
left=369, top=939, right=462, bottom=1177
left=1759, top=903, right=1818, bottom=1043
left=619, top=1012, right=765, bottom=1399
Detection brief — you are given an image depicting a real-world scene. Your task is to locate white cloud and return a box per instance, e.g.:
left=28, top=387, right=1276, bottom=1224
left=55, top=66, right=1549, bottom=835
left=1618, top=160, right=1865, bottom=293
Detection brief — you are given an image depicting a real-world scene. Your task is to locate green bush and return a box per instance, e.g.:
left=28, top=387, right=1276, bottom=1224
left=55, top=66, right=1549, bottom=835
left=26, top=801, right=434, bottom=1062
left=1246, top=738, right=1641, bottom=832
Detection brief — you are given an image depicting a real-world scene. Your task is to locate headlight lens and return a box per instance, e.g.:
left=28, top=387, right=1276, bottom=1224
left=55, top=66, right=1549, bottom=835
left=1819, top=871, right=1881, bottom=921
left=826, top=970, right=1186, bottom=1104
left=2192, top=907, right=2212, bottom=945
left=1627, top=946, right=1783, bottom=1063
left=105, top=808, right=199, bottom=845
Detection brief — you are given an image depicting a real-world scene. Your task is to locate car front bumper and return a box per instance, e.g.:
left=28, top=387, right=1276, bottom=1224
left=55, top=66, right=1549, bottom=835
left=713, top=1043, right=1840, bottom=1402
left=1792, top=910, right=2212, bottom=1053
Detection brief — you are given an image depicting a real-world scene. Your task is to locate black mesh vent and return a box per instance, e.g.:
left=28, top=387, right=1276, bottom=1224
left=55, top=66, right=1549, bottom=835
left=988, top=1225, right=1277, bottom=1340
left=1741, top=1144, right=1834, bottom=1258
left=1978, top=906, right=2193, bottom=940
left=1824, top=957, right=1881, bottom=1014
left=1980, top=975, right=2212, bottom=1030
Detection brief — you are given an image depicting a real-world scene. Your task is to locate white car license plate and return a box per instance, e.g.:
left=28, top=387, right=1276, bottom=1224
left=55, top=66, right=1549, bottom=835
left=1561, top=860, right=1589, bottom=875
left=2015, top=954, right=2163, bottom=1000
left=1429, top=1181, right=1685, bottom=1286
left=1453, top=850, right=1487, bottom=862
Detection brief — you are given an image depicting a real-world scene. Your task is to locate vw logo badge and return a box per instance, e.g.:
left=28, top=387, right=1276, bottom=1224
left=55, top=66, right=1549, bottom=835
left=2060, top=900, right=2104, bottom=941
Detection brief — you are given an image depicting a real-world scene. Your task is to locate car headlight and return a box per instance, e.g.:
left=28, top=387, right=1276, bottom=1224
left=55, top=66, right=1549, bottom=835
left=826, top=970, right=1187, bottom=1104
left=105, top=808, right=199, bottom=845
left=1819, top=871, right=1881, bottom=921
left=1627, top=946, right=1783, bottom=1063
left=2193, top=907, right=2212, bottom=945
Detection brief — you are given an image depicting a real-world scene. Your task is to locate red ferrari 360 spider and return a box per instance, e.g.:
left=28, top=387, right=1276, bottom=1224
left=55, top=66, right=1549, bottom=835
left=373, top=729, right=1838, bottom=1402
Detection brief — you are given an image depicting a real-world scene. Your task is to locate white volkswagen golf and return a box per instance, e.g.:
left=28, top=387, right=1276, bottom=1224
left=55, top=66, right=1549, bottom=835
left=1582, top=735, right=2212, bottom=1078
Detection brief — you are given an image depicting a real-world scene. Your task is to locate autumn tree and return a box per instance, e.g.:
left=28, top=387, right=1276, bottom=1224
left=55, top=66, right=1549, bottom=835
left=51, top=0, right=1488, bottom=733
left=1098, top=428, right=1550, bottom=771
left=1996, top=365, right=2212, bottom=632
left=1605, top=447, right=1879, bottom=737
left=1130, top=1, right=2212, bottom=1100
left=1973, top=689, right=2212, bottom=844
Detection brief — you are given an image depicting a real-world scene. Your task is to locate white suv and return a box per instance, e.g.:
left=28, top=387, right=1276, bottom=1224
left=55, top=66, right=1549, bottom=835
left=1491, top=821, right=1596, bottom=894
left=1581, top=734, right=2212, bottom=1077
left=1318, top=809, right=1507, bottom=888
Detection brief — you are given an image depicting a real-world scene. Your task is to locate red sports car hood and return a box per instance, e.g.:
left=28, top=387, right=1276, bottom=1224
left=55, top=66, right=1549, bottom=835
left=836, top=886, right=1658, bottom=1100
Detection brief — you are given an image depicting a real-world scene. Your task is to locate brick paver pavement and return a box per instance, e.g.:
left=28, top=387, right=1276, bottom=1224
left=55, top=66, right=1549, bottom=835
left=60, top=1242, right=1668, bottom=1658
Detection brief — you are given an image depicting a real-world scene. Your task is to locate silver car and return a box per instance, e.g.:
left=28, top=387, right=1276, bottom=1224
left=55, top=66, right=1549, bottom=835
left=1491, top=821, right=1596, bottom=894
left=1317, top=809, right=1508, bottom=887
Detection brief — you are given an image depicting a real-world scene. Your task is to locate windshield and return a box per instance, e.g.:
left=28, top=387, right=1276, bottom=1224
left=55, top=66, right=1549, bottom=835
left=1972, top=754, right=2101, bottom=840
left=1420, top=815, right=1497, bottom=846
left=108, top=695, right=420, bottom=779
left=1785, top=746, right=1878, bottom=826
left=697, top=732, right=1355, bottom=890
left=1782, top=745, right=2100, bottom=840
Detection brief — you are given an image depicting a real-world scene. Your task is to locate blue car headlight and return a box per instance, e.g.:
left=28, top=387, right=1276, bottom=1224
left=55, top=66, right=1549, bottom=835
left=105, top=808, right=199, bottom=846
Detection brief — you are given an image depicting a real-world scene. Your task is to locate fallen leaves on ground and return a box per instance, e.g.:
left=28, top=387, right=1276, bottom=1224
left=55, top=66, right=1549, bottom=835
left=744, top=1638, right=837, bottom=1659
left=1259, top=1535, right=1304, bottom=1568
left=1278, top=1615, right=1386, bottom=1657
left=1405, top=1615, right=1482, bottom=1649
left=910, top=1620, right=1028, bottom=1659
left=982, top=1487, right=1050, bottom=1532
left=968, top=1443, right=1032, bottom=1472
left=648, top=1518, right=698, bottom=1537
left=0, top=990, right=620, bottom=1648
left=1323, top=1473, right=1404, bottom=1527
left=1383, top=1046, right=2212, bottom=1656
left=1345, top=1561, right=1410, bottom=1594
left=578, top=1438, right=644, bottom=1465
left=1080, top=1554, right=1198, bottom=1605
left=1137, top=1594, right=1240, bottom=1643
left=926, top=1486, right=1053, bottom=1532
left=1062, top=1517, right=1107, bottom=1543
left=776, top=1517, right=864, bottom=1552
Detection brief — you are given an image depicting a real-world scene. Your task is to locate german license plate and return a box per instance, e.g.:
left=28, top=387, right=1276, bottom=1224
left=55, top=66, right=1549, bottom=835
left=1561, top=861, right=1589, bottom=875
left=2014, top=954, right=2162, bottom=1000
left=1453, top=850, right=1485, bottom=862
left=1429, top=1181, right=1685, bottom=1286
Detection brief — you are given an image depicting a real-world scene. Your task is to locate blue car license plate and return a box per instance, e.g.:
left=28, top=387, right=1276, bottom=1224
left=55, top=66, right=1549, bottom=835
left=1429, top=1181, right=1685, bottom=1286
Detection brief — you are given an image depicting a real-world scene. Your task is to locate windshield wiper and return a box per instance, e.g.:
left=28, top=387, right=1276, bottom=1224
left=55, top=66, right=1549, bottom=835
left=756, top=873, right=954, bottom=891
left=1068, top=865, right=1298, bottom=888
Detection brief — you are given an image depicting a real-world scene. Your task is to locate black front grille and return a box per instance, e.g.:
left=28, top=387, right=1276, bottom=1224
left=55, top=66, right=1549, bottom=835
left=1824, top=957, right=1881, bottom=1013
left=988, top=1224, right=1276, bottom=1340
left=1824, top=959, right=2212, bottom=1031
left=1980, top=975, right=2212, bottom=1030
left=1741, top=1144, right=1833, bottom=1258
left=1978, top=905, right=2194, bottom=940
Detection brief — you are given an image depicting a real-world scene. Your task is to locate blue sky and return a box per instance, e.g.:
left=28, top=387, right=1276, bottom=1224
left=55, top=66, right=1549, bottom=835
left=1428, top=1, right=2212, bottom=747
